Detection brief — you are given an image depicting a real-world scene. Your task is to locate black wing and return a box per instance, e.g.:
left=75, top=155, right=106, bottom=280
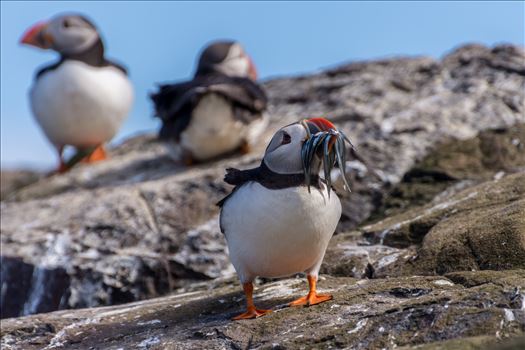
left=150, top=80, right=199, bottom=141
left=150, top=74, right=268, bottom=141
left=35, top=59, right=65, bottom=79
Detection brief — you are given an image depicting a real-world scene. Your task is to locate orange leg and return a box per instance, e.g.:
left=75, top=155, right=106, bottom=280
left=232, top=282, right=272, bottom=320
left=56, top=146, right=69, bottom=173
left=82, top=145, right=107, bottom=163
left=289, top=275, right=333, bottom=307
left=239, top=141, right=251, bottom=155
left=182, top=154, right=194, bottom=166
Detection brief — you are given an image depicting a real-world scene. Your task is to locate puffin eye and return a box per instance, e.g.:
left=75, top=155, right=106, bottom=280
left=281, top=131, right=291, bottom=145
left=63, top=19, right=71, bottom=28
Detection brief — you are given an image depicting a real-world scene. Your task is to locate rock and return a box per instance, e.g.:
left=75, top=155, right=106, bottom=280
left=0, top=164, right=233, bottom=318
left=321, top=231, right=409, bottom=279
left=368, top=124, right=525, bottom=221
left=1, top=272, right=524, bottom=349
left=1, top=43, right=525, bottom=320
left=399, top=335, right=525, bottom=350
left=361, top=173, right=525, bottom=276
left=323, top=125, right=525, bottom=279
left=0, top=170, right=42, bottom=200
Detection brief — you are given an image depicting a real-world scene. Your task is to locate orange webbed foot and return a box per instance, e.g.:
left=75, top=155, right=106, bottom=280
left=232, top=307, right=272, bottom=320
left=232, top=282, right=272, bottom=321
left=289, top=293, right=333, bottom=307
left=289, top=275, right=333, bottom=307
left=83, top=145, right=107, bottom=163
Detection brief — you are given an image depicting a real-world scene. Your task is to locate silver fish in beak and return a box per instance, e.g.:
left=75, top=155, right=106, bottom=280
left=301, top=118, right=354, bottom=196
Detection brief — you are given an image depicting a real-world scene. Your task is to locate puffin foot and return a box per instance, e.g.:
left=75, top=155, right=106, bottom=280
left=289, top=274, right=333, bottom=307
left=232, top=306, right=272, bottom=320
left=232, top=282, right=271, bottom=321
left=57, top=162, right=69, bottom=174
left=239, top=141, right=251, bottom=155
left=180, top=150, right=194, bottom=166
left=183, top=155, right=194, bottom=166
left=289, top=293, right=333, bottom=307
left=53, top=146, right=69, bottom=174
left=83, top=145, right=107, bottom=163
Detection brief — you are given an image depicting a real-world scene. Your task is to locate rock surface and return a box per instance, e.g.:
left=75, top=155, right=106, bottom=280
left=1, top=43, right=525, bottom=348
left=325, top=173, right=525, bottom=279
left=1, top=271, right=524, bottom=349
left=0, top=170, right=42, bottom=201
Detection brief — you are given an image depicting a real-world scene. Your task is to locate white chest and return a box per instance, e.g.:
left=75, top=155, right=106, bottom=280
left=220, top=182, right=342, bottom=281
left=30, top=60, right=133, bottom=147
left=179, top=93, right=246, bottom=160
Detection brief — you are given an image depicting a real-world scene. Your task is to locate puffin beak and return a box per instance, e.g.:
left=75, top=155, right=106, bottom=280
left=247, top=56, right=258, bottom=80
left=20, top=21, right=52, bottom=49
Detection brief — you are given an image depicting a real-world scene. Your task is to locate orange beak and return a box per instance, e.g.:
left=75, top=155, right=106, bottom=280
left=20, top=21, right=52, bottom=49
left=307, top=117, right=336, bottom=131
left=247, top=56, right=258, bottom=81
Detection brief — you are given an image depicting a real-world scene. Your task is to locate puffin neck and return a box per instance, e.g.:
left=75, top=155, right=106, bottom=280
left=61, top=38, right=106, bottom=67
left=257, top=161, right=320, bottom=190
left=194, top=66, right=225, bottom=78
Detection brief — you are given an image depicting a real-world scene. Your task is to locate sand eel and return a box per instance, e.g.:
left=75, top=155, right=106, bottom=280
left=21, top=14, right=133, bottom=172
left=218, top=117, right=354, bottom=320
left=150, top=40, right=268, bottom=164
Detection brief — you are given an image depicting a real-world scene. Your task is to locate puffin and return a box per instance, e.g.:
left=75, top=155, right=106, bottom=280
left=218, top=117, right=354, bottom=320
left=20, top=14, right=133, bottom=172
left=150, top=40, right=268, bottom=164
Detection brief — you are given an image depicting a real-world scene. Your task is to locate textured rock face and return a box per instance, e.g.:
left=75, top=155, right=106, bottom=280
left=1, top=44, right=525, bottom=348
left=1, top=272, right=524, bottom=349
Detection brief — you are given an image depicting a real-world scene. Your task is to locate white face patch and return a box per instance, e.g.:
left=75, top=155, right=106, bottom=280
left=215, top=43, right=250, bottom=77
left=264, top=124, right=307, bottom=174
left=47, top=15, right=99, bottom=55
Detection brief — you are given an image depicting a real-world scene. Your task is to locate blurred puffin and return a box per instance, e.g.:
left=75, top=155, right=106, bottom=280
left=150, top=40, right=268, bottom=164
left=21, top=14, right=133, bottom=172
left=218, top=117, right=354, bottom=320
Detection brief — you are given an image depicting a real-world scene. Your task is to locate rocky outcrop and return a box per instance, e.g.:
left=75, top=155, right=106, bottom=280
left=1, top=43, right=525, bottom=348
left=1, top=271, right=524, bottom=349
left=325, top=172, right=525, bottom=279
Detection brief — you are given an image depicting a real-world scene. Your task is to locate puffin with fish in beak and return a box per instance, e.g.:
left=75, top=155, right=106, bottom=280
left=218, top=117, right=354, bottom=320
left=150, top=40, right=268, bottom=164
left=20, top=14, right=133, bottom=172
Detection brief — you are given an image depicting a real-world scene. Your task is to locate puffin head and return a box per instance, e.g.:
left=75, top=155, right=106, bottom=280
left=20, top=14, right=100, bottom=55
left=195, top=40, right=258, bottom=80
left=263, top=117, right=354, bottom=193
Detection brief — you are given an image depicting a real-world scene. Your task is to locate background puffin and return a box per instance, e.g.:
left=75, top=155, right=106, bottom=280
left=218, top=117, right=353, bottom=320
left=21, top=14, right=133, bottom=172
left=150, top=40, right=268, bottom=164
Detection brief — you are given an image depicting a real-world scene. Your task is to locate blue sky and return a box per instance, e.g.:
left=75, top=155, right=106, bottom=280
left=1, top=1, right=524, bottom=169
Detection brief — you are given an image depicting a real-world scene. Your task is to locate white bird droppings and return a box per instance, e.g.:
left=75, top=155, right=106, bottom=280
left=138, top=336, right=160, bottom=348
left=433, top=279, right=454, bottom=286
left=347, top=319, right=368, bottom=334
